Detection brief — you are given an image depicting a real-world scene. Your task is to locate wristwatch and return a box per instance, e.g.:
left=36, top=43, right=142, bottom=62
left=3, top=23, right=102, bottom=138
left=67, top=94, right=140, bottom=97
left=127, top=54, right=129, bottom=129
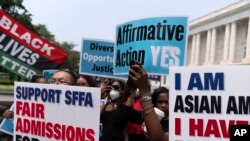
left=140, top=96, right=152, bottom=102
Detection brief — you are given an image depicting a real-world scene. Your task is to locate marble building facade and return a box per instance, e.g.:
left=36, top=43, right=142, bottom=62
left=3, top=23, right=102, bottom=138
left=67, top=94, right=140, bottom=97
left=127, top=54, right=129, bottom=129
left=153, top=0, right=250, bottom=88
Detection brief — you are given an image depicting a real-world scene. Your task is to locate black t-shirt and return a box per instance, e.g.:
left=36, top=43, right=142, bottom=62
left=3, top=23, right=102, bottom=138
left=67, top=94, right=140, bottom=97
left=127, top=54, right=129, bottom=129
left=100, top=104, right=143, bottom=141
left=161, top=119, right=169, bottom=132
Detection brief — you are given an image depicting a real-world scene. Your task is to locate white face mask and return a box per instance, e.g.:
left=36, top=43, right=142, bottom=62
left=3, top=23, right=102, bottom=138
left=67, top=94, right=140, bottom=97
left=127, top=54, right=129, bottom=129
left=154, top=107, right=165, bottom=121
left=135, top=89, right=140, bottom=97
left=109, top=89, right=120, bottom=100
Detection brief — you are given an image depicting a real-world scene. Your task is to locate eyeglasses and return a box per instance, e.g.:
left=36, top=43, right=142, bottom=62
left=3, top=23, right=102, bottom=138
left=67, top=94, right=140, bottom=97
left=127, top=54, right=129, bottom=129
left=50, top=78, right=73, bottom=85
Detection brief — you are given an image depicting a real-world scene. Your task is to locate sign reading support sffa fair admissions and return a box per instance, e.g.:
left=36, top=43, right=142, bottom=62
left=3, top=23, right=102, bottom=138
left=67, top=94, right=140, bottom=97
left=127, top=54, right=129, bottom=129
left=169, top=66, right=250, bottom=141
left=0, top=10, right=67, bottom=80
left=14, top=82, right=101, bottom=141
left=114, top=17, right=188, bottom=75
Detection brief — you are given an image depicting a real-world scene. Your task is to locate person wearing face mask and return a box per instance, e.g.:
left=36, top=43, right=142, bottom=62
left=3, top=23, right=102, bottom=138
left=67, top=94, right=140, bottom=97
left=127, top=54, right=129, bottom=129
left=151, top=87, right=169, bottom=132
left=100, top=79, right=144, bottom=141
left=129, top=63, right=169, bottom=141
left=142, top=87, right=169, bottom=138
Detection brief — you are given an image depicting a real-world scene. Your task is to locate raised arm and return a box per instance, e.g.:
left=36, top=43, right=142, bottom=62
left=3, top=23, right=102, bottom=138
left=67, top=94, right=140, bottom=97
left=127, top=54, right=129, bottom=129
left=129, top=64, right=168, bottom=141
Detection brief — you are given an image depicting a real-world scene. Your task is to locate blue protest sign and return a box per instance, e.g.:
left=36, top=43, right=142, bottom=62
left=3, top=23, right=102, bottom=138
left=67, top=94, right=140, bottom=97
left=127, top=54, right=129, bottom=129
left=80, top=39, right=127, bottom=79
left=0, top=104, right=14, bottom=135
left=43, top=69, right=57, bottom=82
left=114, top=17, right=188, bottom=75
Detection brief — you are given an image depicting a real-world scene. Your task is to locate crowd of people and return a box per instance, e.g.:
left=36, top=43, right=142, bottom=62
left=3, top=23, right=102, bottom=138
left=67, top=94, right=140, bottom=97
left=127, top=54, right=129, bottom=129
left=1, top=63, right=169, bottom=141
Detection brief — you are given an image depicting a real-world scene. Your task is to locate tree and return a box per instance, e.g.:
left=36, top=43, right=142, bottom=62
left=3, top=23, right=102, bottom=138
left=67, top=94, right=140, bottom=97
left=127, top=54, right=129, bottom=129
left=34, top=24, right=56, bottom=42
left=0, top=0, right=37, bottom=33
left=59, top=42, right=80, bottom=73
left=0, top=0, right=80, bottom=77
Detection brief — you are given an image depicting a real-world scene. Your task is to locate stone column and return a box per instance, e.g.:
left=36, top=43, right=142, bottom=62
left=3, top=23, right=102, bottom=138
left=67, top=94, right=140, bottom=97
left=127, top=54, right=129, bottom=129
left=190, top=34, right=196, bottom=65
left=228, top=22, right=236, bottom=62
left=221, top=23, right=230, bottom=64
left=210, top=28, right=217, bottom=64
left=243, top=17, right=250, bottom=63
left=194, top=33, right=200, bottom=65
left=204, top=30, right=211, bottom=65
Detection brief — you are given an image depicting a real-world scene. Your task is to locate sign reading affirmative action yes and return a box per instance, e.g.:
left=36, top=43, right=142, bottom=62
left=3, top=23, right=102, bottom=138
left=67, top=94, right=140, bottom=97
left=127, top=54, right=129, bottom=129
left=114, top=17, right=188, bottom=75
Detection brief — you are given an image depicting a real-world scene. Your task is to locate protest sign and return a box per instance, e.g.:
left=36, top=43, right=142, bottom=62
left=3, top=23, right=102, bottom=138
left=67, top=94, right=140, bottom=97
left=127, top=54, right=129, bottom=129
left=80, top=39, right=163, bottom=81
left=43, top=69, right=57, bottom=82
left=114, top=17, right=188, bottom=75
left=0, top=104, right=14, bottom=135
left=0, top=10, right=68, bottom=80
left=79, top=39, right=116, bottom=78
left=14, top=82, right=100, bottom=141
left=169, top=66, right=250, bottom=141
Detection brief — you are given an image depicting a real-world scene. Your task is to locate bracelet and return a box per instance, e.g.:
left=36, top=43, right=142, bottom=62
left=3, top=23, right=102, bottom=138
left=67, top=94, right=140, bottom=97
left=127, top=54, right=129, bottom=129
left=142, top=104, right=154, bottom=113
left=140, top=96, right=152, bottom=102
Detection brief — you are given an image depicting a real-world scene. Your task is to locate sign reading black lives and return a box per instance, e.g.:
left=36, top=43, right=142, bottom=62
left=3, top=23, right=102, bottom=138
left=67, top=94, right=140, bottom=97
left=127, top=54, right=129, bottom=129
left=230, top=125, right=250, bottom=141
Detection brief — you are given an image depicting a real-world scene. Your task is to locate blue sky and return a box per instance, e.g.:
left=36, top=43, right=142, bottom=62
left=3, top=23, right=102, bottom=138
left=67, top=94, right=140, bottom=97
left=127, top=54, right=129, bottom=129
left=23, top=0, right=239, bottom=51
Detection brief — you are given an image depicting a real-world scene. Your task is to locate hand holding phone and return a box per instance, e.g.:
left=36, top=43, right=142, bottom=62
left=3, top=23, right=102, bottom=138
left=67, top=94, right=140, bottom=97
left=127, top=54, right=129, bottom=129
left=127, top=60, right=141, bottom=90
left=130, top=60, right=141, bottom=72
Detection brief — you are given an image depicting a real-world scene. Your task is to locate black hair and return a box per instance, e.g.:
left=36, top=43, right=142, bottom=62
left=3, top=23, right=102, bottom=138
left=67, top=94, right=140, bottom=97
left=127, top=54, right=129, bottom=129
left=30, top=75, right=45, bottom=83
left=77, top=75, right=97, bottom=87
left=56, top=69, right=77, bottom=85
left=152, top=87, right=169, bottom=107
left=112, top=79, right=125, bottom=91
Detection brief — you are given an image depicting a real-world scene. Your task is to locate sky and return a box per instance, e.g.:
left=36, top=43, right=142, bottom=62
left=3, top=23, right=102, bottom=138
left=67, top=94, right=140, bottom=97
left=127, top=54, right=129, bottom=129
left=23, top=0, right=239, bottom=51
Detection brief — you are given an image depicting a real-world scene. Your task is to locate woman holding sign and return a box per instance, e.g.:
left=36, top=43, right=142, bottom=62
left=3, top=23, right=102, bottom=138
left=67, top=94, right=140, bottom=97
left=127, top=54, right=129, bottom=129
left=100, top=79, right=144, bottom=141
left=129, top=63, right=169, bottom=141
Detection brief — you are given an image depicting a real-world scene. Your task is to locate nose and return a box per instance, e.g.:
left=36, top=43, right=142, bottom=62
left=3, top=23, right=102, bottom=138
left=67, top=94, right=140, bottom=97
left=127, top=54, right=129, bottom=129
left=160, top=103, right=168, bottom=111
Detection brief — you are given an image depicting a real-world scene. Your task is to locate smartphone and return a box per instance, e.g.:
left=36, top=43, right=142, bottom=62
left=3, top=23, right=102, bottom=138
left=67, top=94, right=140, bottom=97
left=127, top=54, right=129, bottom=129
left=130, top=60, right=141, bottom=72
left=127, top=60, right=141, bottom=90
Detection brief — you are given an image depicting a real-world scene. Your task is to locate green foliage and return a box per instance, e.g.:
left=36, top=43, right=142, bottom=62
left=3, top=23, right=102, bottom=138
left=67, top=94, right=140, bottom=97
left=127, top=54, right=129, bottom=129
left=0, top=1, right=56, bottom=42
left=34, top=24, right=56, bottom=42
left=0, top=0, right=37, bottom=33
left=59, top=42, right=80, bottom=72
left=0, top=85, right=14, bottom=92
left=0, top=78, right=14, bottom=85
left=0, top=0, right=80, bottom=76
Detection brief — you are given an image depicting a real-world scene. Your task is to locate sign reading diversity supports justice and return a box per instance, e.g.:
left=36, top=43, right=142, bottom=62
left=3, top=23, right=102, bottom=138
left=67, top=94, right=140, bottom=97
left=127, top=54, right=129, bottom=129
left=114, top=17, right=188, bottom=75
left=0, top=10, right=68, bottom=80
left=14, top=82, right=101, bottom=141
left=169, top=66, right=250, bottom=141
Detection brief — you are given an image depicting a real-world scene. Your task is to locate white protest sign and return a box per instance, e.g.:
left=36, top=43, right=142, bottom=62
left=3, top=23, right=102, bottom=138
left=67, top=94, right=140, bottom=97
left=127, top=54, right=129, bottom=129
left=169, top=66, right=250, bottom=141
left=14, top=82, right=100, bottom=141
